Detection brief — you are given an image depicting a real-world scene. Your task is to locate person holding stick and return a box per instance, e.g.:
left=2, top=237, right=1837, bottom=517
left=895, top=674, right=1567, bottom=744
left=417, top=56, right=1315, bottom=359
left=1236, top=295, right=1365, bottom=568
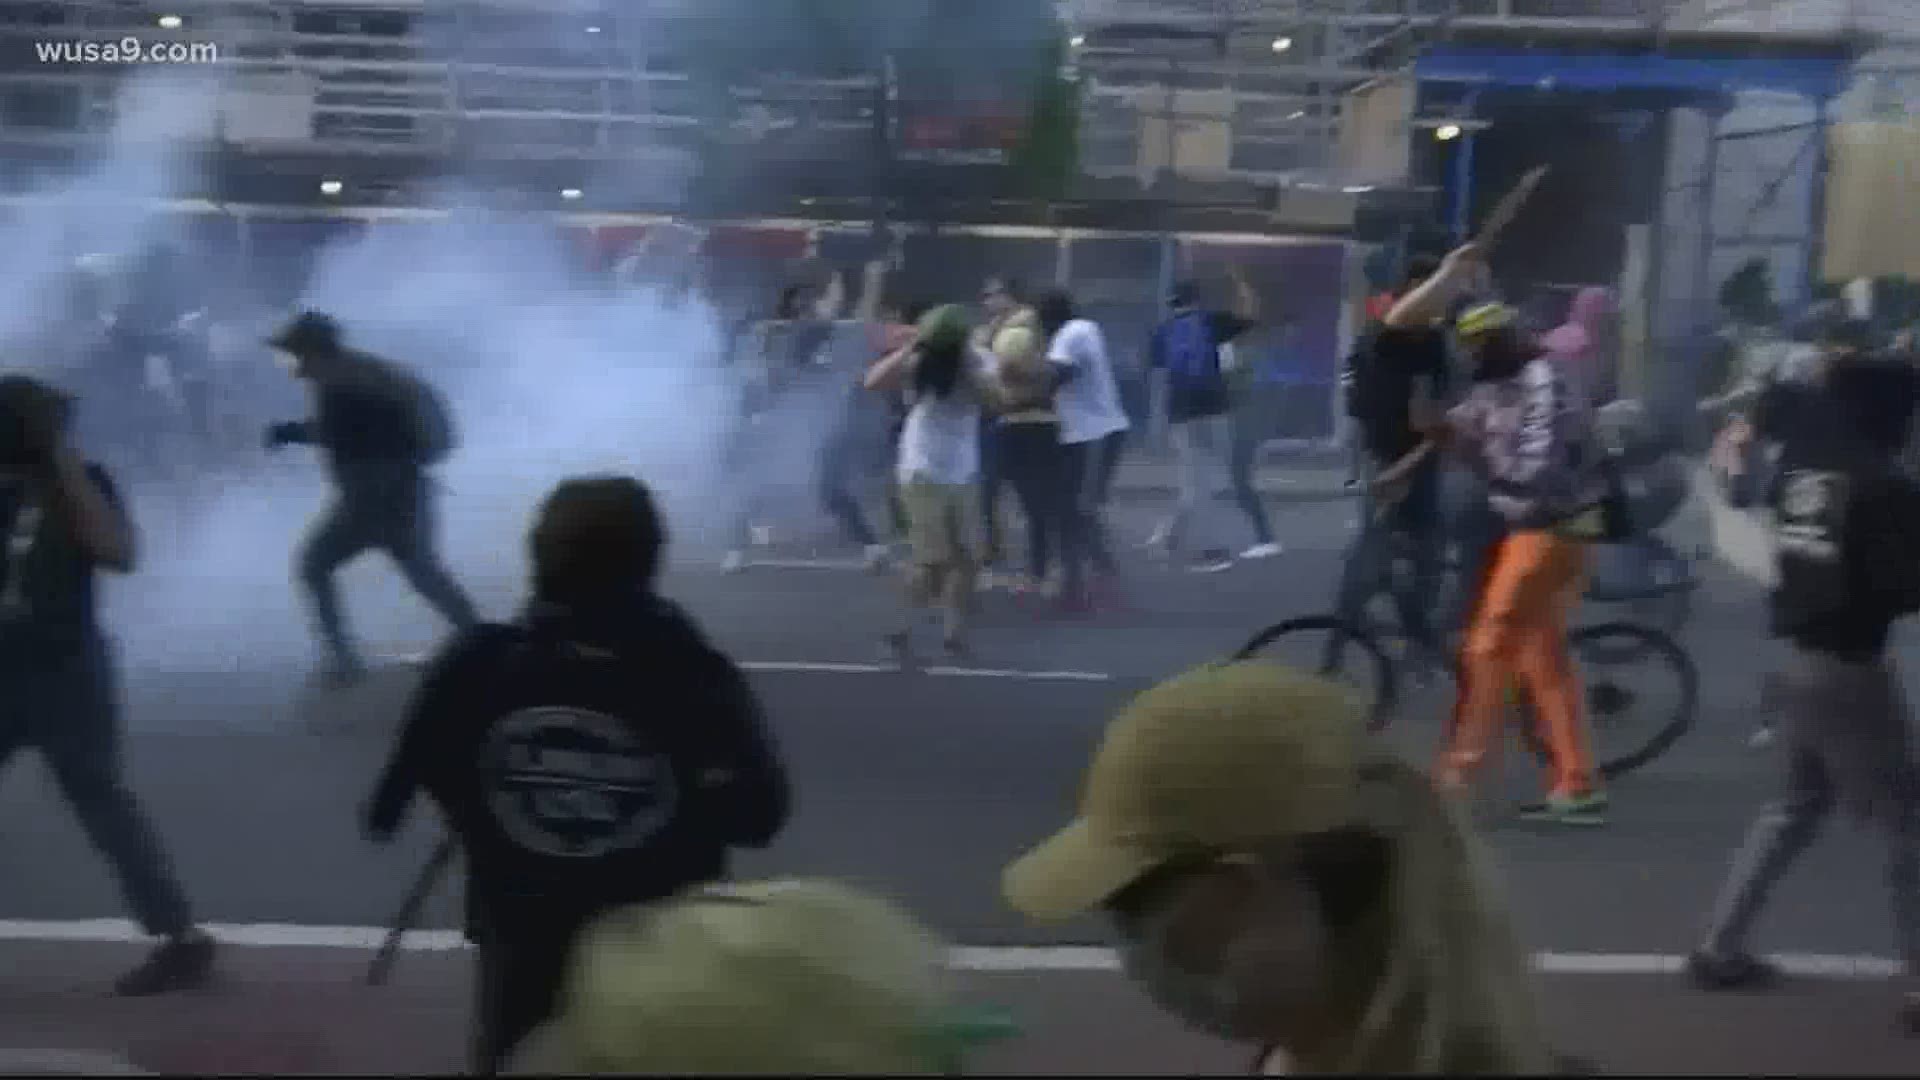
left=363, top=475, right=791, bottom=1072
left=1374, top=229, right=1611, bottom=826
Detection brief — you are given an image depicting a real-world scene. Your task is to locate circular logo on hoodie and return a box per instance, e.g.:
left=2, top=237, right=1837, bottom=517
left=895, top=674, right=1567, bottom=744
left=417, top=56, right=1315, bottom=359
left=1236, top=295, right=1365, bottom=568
left=481, top=706, right=678, bottom=859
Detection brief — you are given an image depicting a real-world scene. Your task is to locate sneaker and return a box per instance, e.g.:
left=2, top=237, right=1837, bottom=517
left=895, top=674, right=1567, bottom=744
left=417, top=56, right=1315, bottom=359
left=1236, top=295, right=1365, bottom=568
left=881, top=631, right=913, bottom=669
left=1748, top=724, right=1777, bottom=750
left=115, top=931, right=215, bottom=997
left=1141, top=525, right=1173, bottom=551
left=1239, top=541, right=1284, bottom=560
left=862, top=544, right=892, bottom=573
left=721, top=550, right=747, bottom=574
left=941, top=632, right=971, bottom=661
left=1517, top=790, right=1610, bottom=826
left=1685, top=949, right=1781, bottom=992
left=1187, top=550, right=1235, bottom=574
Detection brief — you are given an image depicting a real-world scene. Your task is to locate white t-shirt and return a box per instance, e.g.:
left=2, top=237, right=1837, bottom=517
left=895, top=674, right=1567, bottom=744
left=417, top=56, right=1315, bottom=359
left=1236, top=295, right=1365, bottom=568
left=1047, top=318, right=1131, bottom=446
left=896, top=352, right=989, bottom=486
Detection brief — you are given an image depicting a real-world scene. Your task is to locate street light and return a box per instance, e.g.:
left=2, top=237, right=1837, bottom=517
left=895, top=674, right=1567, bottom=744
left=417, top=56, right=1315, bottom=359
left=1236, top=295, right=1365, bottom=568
left=1271, top=36, right=1292, bottom=53
left=1436, top=123, right=1462, bottom=141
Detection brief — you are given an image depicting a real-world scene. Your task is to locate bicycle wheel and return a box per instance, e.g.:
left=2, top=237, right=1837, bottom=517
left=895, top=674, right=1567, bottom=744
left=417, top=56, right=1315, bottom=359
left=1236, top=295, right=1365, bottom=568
left=1235, top=615, right=1399, bottom=732
left=1519, top=621, right=1698, bottom=780
left=1585, top=534, right=1697, bottom=639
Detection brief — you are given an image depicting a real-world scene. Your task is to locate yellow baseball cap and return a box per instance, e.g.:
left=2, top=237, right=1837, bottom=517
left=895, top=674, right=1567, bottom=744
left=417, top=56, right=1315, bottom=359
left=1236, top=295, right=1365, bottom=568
left=1455, top=302, right=1517, bottom=338
left=992, top=324, right=1042, bottom=365
left=512, top=879, right=1009, bottom=1076
left=1003, top=662, right=1369, bottom=923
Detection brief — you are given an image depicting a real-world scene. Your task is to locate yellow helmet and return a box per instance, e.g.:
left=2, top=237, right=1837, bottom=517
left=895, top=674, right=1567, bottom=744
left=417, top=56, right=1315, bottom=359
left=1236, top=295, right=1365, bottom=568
left=1455, top=302, right=1518, bottom=339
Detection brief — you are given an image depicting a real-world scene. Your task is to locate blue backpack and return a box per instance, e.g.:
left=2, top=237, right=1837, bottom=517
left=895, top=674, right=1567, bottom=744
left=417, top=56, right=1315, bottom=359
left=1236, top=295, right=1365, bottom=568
left=1160, top=311, right=1227, bottom=415
left=1161, top=310, right=1217, bottom=380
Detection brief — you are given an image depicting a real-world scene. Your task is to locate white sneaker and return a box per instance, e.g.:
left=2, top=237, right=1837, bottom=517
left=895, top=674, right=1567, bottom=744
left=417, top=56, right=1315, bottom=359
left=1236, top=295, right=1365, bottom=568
left=1187, top=551, right=1236, bottom=574
left=1240, top=542, right=1283, bottom=560
left=721, top=550, right=747, bottom=574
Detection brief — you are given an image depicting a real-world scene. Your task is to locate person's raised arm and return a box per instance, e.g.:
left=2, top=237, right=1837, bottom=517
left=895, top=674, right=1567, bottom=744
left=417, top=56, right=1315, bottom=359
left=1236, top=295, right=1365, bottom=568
left=864, top=340, right=916, bottom=394
left=1384, top=244, right=1482, bottom=329
left=854, top=259, right=886, bottom=324
left=1228, top=265, right=1260, bottom=322
left=814, top=270, right=848, bottom=322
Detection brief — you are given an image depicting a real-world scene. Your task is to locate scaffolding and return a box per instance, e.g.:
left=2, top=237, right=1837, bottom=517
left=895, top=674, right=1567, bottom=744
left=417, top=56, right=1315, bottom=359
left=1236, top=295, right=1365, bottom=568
left=1064, top=0, right=1669, bottom=186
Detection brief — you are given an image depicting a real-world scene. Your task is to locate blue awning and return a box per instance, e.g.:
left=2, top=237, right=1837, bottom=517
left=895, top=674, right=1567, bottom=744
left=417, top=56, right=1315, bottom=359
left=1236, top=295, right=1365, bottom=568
left=1416, top=47, right=1851, bottom=104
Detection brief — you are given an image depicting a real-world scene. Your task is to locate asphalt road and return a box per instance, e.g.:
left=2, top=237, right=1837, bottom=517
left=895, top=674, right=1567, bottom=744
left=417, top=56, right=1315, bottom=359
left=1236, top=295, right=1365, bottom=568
left=2, top=486, right=1918, bottom=1072
left=2, top=943, right=1915, bottom=1075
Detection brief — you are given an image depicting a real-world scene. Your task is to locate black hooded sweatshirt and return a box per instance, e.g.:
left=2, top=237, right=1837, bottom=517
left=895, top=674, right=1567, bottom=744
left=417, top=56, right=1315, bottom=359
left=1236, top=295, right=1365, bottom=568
left=366, top=592, right=790, bottom=932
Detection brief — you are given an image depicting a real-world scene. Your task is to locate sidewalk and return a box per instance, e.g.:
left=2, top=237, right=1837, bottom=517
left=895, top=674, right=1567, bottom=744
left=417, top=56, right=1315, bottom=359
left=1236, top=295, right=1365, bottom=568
left=2, top=940, right=1913, bottom=1075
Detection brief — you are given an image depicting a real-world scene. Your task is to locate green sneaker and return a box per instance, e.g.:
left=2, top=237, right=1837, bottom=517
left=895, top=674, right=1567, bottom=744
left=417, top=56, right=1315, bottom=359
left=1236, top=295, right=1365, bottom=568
left=1518, top=790, right=1610, bottom=826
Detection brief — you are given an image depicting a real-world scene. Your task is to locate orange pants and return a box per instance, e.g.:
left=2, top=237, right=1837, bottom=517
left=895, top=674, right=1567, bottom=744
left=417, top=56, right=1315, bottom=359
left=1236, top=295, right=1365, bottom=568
left=1441, top=529, right=1598, bottom=798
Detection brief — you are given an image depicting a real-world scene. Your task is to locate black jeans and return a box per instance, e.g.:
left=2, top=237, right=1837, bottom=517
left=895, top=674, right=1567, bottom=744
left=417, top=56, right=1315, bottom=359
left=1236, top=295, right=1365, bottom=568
left=0, top=641, right=194, bottom=938
left=979, top=418, right=1007, bottom=564
left=999, top=420, right=1074, bottom=585
left=1227, top=393, right=1276, bottom=546
left=471, top=916, right=594, bottom=1074
left=299, top=464, right=478, bottom=667
left=1062, top=431, right=1125, bottom=579
left=1335, top=459, right=1443, bottom=655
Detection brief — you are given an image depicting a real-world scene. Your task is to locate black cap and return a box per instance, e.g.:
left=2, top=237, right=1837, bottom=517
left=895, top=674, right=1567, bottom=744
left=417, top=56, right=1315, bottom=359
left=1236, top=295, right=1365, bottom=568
left=266, top=310, right=343, bottom=355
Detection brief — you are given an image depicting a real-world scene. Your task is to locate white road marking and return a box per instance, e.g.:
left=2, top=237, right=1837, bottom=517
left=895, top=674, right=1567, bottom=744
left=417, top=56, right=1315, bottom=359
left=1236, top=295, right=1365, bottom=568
left=0, top=921, right=1901, bottom=979
left=738, top=557, right=870, bottom=571
left=923, top=666, right=1113, bottom=683
left=370, top=655, right=1116, bottom=683
left=739, top=660, right=1114, bottom=682
left=740, top=660, right=892, bottom=676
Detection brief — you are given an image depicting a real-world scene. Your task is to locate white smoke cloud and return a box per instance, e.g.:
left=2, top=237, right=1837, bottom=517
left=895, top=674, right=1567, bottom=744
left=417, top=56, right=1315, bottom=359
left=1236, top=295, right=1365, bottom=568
left=103, top=206, right=745, bottom=678
left=0, top=67, right=220, bottom=358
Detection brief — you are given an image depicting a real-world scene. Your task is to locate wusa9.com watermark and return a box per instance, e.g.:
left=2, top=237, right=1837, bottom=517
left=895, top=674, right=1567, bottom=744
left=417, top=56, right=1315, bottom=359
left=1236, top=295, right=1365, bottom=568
left=37, top=37, right=219, bottom=65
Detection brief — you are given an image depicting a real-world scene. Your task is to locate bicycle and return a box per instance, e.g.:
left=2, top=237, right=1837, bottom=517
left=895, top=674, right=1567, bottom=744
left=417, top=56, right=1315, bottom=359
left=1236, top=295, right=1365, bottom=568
left=1236, top=534, right=1701, bottom=781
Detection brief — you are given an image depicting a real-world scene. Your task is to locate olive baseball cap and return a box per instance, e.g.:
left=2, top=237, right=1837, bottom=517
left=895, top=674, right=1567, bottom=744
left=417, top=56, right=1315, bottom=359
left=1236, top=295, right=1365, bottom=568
left=513, top=879, right=1016, bottom=1076
left=1003, top=661, right=1369, bottom=923
left=916, top=304, right=971, bottom=353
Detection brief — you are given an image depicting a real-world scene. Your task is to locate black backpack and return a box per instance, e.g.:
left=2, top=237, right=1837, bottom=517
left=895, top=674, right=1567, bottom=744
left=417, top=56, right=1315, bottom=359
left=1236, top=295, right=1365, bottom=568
left=1340, top=325, right=1383, bottom=422
left=407, top=375, right=456, bottom=466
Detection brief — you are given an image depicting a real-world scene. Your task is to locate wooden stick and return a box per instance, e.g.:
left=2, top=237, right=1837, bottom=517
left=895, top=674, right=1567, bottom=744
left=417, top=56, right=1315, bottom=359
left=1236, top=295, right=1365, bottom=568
left=365, top=836, right=457, bottom=986
left=1475, top=165, right=1550, bottom=250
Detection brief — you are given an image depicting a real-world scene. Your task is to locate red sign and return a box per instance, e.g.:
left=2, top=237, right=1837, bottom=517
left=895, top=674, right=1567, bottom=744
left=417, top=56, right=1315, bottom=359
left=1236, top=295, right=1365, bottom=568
left=899, top=106, right=1024, bottom=162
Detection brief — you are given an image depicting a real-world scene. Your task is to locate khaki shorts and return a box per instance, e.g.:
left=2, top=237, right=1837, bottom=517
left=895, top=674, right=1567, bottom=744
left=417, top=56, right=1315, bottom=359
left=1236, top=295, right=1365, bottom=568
left=898, top=479, right=983, bottom=568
